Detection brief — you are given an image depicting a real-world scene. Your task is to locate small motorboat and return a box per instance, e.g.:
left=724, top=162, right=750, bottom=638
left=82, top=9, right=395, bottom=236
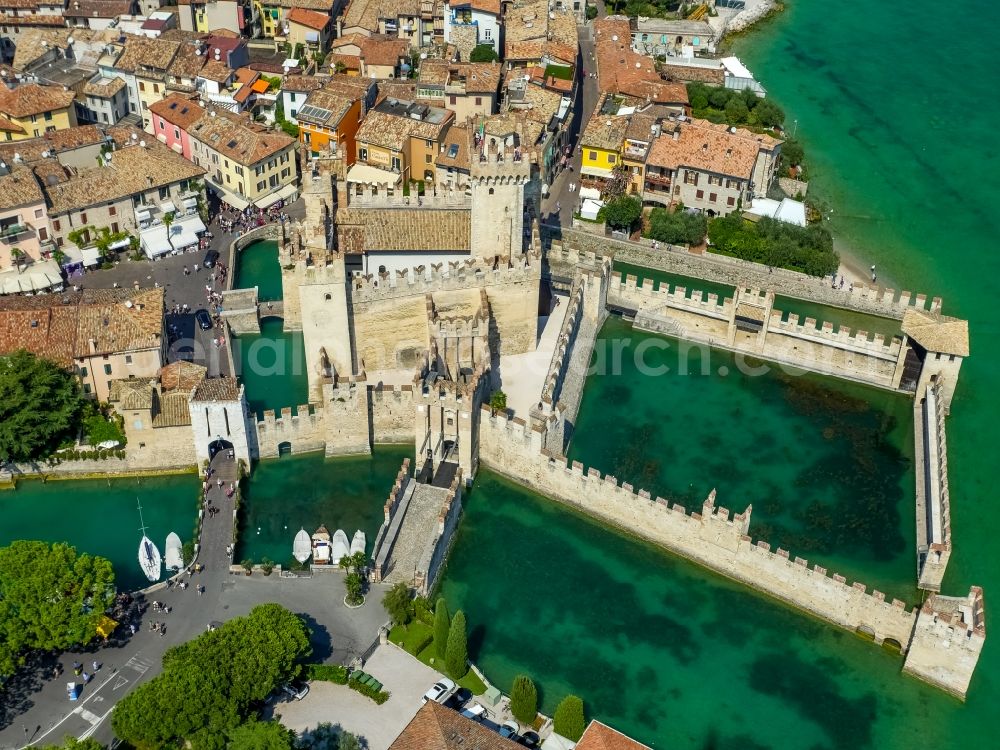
left=350, top=530, right=366, bottom=557
left=164, top=532, right=183, bottom=571
left=293, top=528, right=311, bottom=564
left=330, top=529, right=350, bottom=566
left=136, top=500, right=161, bottom=582
left=311, top=525, right=332, bottom=564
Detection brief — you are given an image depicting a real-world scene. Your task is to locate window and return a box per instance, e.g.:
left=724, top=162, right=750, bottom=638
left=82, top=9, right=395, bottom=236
left=159, top=186, right=169, bottom=200
left=44, top=111, right=52, bottom=121
left=475, top=96, right=482, bottom=105
left=391, top=156, right=401, bottom=171
left=425, top=153, right=432, bottom=164
left=103, top=364, right=112, bottom=375
left=608, top=154, right=617, bottom=164
left=53, top=219, right=61, bottom=231
left=485, top=29, right=492, bottom=40
left=125, top=354, right=132, bottom=364
left=257, top=180, right=266, bottom=191
left=727, top=196, right=735, bottom=206
left=79, top=366, right=88, bottom=377
left=709, top=193, right=717, bottom=202
left=112, top=222, right=119, bottom=233
left=290, top=93, right=296, bottom=102
left=153, top=83, right=159, bottom=93
left=109, top=205, right=116, bottom=216
left=696, top=189, right=704, bottom=199
left=709, top=175, right=722, bottom=186
left=588, top=151, right=596, bottom=160
left=174, top=128, right=180, bottom=139
left=139, top=81, right=145, bottom=91
left=34, top=207, right=43, bottom=218
left=83, top=383, right=91, bottom=394
left=235, top=166, right=244, bottom=176
left=80, top=212, right=87, bottom=224
left=450, top=95, right=457, bottom=105
left=38, top=227, right=47, bottom=241
left=685, top=171, right=697, bottom=185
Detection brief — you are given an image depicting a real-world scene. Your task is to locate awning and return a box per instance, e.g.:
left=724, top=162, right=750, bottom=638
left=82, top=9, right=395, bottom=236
left=182, top=196, right=199, bottom=210
left=109, top=237, right=132, bottom=250
left=169, top=215, right=207, bottom=251
left=211, top=184, right=250, bottom=211
left=160, top=200, right=176, bottom=214
left=136, top=208, right=152, bottom=222
left=81, top=246, right=102, bottom=267
left=140, top=224, right=172, bottom=258
left=254, top=183, right=297, bottom=209
left=0, top=258, right=64, bottom=294
left=346, top=162, right=401, bottom=186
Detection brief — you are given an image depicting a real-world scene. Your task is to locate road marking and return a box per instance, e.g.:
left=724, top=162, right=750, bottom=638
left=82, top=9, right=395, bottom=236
left=78, top=709, right=101, bottom=725
left=112, top=676, right=129, bottom=691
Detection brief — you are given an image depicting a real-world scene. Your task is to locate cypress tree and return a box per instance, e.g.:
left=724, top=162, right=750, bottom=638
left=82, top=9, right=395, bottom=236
left=433, top=597, right=450, bottom=660
left=553, top=695, right=586, bottom=741
left=445, top=610, right=468, bottom=680
left=510, top=674, right=538, bottom=725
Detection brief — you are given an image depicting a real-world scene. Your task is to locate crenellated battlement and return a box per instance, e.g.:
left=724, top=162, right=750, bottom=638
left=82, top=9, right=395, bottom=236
left=612, top=272, right=730, bottom=318
left=383, top=458, right=411, bottom=523
left=540, top=277, right=585, bottom=409
left=767, top=311, right=902, bottom=359
left=350, top=253, right=542, bottom=304
left=346, top=181, right=472, bottom=210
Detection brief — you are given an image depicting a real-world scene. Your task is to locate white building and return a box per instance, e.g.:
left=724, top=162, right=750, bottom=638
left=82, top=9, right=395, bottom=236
left=443, top=0, right=501, bottom=53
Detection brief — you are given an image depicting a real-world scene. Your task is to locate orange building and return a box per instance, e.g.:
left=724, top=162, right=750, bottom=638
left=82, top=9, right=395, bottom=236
left=296, top=77, right=376, bottom=161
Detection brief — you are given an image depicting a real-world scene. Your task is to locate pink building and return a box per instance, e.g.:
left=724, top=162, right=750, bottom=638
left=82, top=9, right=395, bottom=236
left=149, top=94, right=205, bottom=161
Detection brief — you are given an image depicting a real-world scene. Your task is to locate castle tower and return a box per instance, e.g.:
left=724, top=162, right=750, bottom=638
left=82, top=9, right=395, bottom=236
left=469, top=135, right=531, bottom=260
left=188, top=378, right=259, bottom=464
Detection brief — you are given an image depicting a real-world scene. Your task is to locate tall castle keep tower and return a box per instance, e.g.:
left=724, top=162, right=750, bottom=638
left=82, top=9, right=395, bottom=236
left=469, top=134, right=531, bottom=260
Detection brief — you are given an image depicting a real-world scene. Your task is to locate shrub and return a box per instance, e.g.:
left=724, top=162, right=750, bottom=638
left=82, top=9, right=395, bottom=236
left=510, top=675, right=538, bottom=725
left=707, top=214, right=837, bottom=277
left=646, top=207, right=707, bottom=246
left=433, top=598, right=450, bottom=660
left=413, top=595, right=435, bottom=626
left=383, top=582, right=413, bottom=626
left=261, top=558, right=275, bottom=576
left=306, top=663, right=348, bottom=684
left=445, top=610, right=468, bottom=679
left=181, top=541, right=194, bottom=566
left=469, top=44, right=498, bottom=63
left=348, top=674, right=390, bottom=704
left=553, top=695, right=586, bottom=741
left=598, top=195, right=642, bottom=232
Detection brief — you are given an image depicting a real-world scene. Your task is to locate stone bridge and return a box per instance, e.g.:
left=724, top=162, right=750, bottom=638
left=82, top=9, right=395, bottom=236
left=259, top=300, right=284, bottom=318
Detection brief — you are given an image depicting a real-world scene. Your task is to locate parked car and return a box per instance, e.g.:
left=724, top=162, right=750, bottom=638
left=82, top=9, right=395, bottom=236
left=281, top=681, right=309, bottom=701
left=203, top=248, right=220, bottom=268
left=460, top=702, right=487, bottom=722
left=499, top=720, right=520, bottom=741
left=519, top=730, right=540, bottom=747
left=422, top=677, right=457, bottom=704
left=195, top=308, right=212, bottom=330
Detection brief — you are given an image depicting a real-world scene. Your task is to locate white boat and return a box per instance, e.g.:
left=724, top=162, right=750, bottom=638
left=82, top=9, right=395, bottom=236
left=330, top=529, right=350, bottom=565
left=350, top=530, right=366, bottom=557
left=293, top=528, right=312, bottom=563
left=164, top=532, right=183, bottom=571
left=311, top=525, right=332, bottom=564
left=136, top=500, right=161, bottom=582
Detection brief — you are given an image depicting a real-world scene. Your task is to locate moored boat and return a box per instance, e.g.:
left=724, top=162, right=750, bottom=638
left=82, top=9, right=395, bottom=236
left=136, top=499, right=161, bottom=582
left=293, top=528, right=312, bottom=563
left=311, top=525, right=332, bottom=564
left=164, top=532, right=183, bottom=571
left=350, top=530, right=366, bottom=557
left=330, top=529, right=350, bottom=565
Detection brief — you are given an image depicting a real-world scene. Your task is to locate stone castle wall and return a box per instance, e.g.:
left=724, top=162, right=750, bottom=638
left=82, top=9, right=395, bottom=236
left=417, top=469, right=464, bottom=596
left=477, top=410, right=918, bottom=647
left=547, top=229, right=944, bottom=320
left=255, top=404, right=328, bottom=459
left=370, top=384, right=416, bottom=445
left=915, top=379, right=952, bottom=592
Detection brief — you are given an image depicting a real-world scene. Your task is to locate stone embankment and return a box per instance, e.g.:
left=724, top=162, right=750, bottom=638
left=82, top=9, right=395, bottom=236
left=725, top=0, right=780, bottom=35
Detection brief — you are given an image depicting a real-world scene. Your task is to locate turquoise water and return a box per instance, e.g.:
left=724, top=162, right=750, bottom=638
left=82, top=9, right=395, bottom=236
left=235, top=240, right=283, bottom=301
left=234, top=319, right=309, bottom=418
left=236, top=447, right=413, bottom=567
left=568, top=316, right=916, bottom=597
left=0, top=474, right=199, bottom=591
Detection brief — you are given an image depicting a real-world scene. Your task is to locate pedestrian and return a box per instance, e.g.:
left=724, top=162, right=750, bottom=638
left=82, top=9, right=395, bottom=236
left=82, top=672, right=90, bottom=684
left=73, top=661, right=82, bottom=675
left=92, top=660, right=99, bottom=673
left=217, top=478, right=223, bottom=488
left=129, top=623, right=136, bottom=635
left=194, top=264, right=199, bottom=272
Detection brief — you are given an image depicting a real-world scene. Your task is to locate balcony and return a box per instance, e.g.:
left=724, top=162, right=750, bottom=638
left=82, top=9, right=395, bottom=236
left=644, top=171, right=672, bottom=187
left=623, top=143, right=649, bottom=160
left=0, top=223, right=34, bottom=242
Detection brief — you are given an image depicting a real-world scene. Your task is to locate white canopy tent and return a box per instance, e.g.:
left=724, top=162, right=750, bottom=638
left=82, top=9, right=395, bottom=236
left=0, top=258, right=64, bottom=295
left=140, top=224, right=172, bottom=259
left=255, top=183, right=296, bottom=209
left=169, top=215, right=206, bottom=251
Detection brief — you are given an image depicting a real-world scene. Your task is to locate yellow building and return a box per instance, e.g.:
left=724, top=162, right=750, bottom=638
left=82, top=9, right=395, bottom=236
left=352, top=97, right=454, bottom=186
left=188, top=108, right=299, bottom=209
left=579, top=108, right=628, bottom=193
left=254, top=0, right=332, bottom=39
left=0, top=84, right=77, bottom=142
left=296, top=77, right=376, bottom=160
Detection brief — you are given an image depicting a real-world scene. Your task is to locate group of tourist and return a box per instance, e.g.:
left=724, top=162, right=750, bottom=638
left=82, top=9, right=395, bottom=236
left=216, top=201, right=288, bottom=237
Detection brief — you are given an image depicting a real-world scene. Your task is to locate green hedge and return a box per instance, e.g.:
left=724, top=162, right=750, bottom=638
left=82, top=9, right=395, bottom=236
left=348, top=675, right=390, bottom=704
left=306, top=664, right=348, bottom=684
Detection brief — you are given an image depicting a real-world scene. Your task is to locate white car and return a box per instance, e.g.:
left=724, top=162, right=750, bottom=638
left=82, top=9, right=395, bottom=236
left=281, top=681, right=309, bottom=701
left=422, top=677, right=457, bottom=704
left=460, top=703, right=487, bottom=721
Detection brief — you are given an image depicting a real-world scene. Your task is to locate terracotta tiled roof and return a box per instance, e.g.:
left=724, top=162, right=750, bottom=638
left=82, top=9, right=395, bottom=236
left=594, top=16, right=662, bottom=97
left=453, top=62, right=501, bottom=94
left=514, top=83, right=563, bottom=126
left=287, top=7, right=330, bottom=30
left=0, top=115, right=25, bottom=134
left=197, top=59, right=232, bottom=83
left=0, top=0, right=45, bottom=8
left=581, top=109, right=629, bottom=153
left=575, top=721, right=653, bottom=750
left=327, top=53, right=362, bottom=73
left=0, top=125, right=105, bottom=166
left=64, top=0, right=132, bottom=17
left=356, top=97, right=452, bottom=151
left=0, top=293, right=82, bottom=367
left=374, top=80, right=417, bottom=101
left=153, top=390, right=193, bottom=427
left=343, top=0, right=405, bottom=31
left=82, top=75, right=127, bottom=98
left=150, top=93, right=205, bottom=130
left=0, top=83, right=75, bottom=118
left=297, top=88, right=356, bottom=128
left=436, top=125, right=470, bottom=171
left=159, top=360, right=207, bottom=393
left=191, top=376, right=241, bottom=402
left=447, top=0, right=499, bottom=14
left=115, top=36, right=181, bottom=73
left=43, top=140, right=205, bottom=214
left=75, top=288, right=164, bottom=357
left=645, top=118, right=770, bottom=180
left=0, top=165, right=44, bottom=211
left=109, top=377, right=156, bottom=410
left=504, top=0, right=577, bottom=64
left=360, top=35, right=409, bottom=68
left=188, top=110, right=296, bottom=166
left=282, top=75, right=324, bottom=94
left=0, top=14, right=66, bottom=28
left=418, top=59, right=449, bottom=86
left=389, top=702, right=520, bottom=750
left=901, top=308, right=970, bottom=357
left=168, top=43, right=207, bottom=79
left=336, top=207, right=470, bottom=252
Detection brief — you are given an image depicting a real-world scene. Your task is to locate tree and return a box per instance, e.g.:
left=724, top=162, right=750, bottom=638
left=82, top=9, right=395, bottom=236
left=753, top=98, right=784, bottom=128
left=553, top=695, right=586, bottom=741
left=781, top=138, right=805, bottom=168
left=433, top=597, right=450, bottom=660
left=599, top=195, right=642, bottom=232
left=296, top=723, right=361, bottom=750
left=112, top=604, right=311, bottom=749
left=0, top=541, right=115, bottom=676
left=724, top=95, right=750, bottom=125
left=489, top=389, right=507, bottom=415
left=40, top=738, right=105, bottom=750
left=382, top=582, right=413, bottom=626
left=510, top=675, right=538, bottom=725
left=9, top=246, right=25, bottom=273
left=469, top=44, right=498, bottom=63
left=646, top=207, right=707, bottom=246
left=162, top=211, right=176, bottom=236
left=228, top=721, right=295, bottom=750
left=445, top=609, right=468, bottom=679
